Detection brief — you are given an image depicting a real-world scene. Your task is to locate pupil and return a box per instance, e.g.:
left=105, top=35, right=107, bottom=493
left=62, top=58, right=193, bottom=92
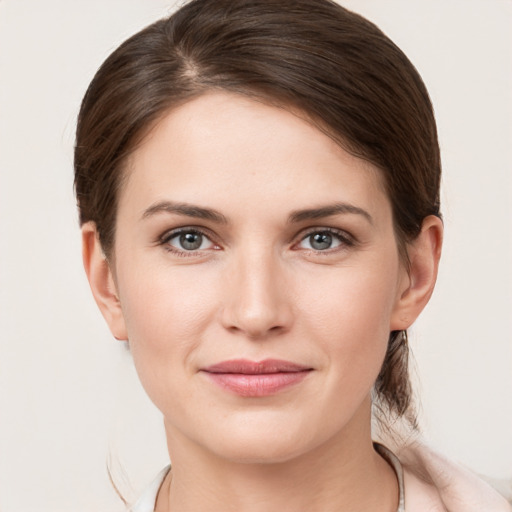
left=180, top=232, right=202, bottom=250
left=311, top=232, right=332, bottom=250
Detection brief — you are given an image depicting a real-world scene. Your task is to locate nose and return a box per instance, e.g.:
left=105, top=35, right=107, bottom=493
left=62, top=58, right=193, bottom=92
left=220, top=247, right=293, bottom=339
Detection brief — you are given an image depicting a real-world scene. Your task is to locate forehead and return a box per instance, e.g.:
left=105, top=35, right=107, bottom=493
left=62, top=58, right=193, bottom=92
left=120, top=91, right=390, bottom=222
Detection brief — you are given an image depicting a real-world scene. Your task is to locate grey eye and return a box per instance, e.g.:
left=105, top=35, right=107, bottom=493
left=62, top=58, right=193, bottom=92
left=309, top=232, right=334, bottom=250
left=179, top=232, right=204, bottom=250
left=165, top=230, right=214, bottom=252
left=298, top=231, right=344, bottom=251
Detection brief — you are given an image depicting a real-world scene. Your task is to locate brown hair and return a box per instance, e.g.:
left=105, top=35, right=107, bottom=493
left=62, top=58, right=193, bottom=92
left=74, top=0, right=441, bottom=424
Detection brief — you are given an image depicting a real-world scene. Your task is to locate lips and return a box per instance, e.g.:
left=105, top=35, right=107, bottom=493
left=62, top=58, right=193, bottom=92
left=201, top=359, right=313, bottom=397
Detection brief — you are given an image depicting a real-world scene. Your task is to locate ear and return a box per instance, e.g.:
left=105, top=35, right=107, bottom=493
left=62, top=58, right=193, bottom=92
left=81, top=222, right=128, bottom=341
left=390, top=215, right=443, bottom=330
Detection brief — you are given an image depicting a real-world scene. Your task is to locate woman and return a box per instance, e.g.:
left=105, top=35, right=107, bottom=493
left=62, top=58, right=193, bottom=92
left=74, top=0, right=511, bottom=510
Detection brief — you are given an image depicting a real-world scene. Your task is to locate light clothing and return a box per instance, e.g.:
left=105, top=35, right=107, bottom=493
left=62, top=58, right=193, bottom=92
left=394, top=440, right=512, bottom=512
left=130, top=465, right=171, bottom=512
left=375, top=443, right=406, bottom=511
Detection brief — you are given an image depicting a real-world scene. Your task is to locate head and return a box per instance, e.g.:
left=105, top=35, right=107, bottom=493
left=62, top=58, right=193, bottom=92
left=75, top=0, right=442, bottom=454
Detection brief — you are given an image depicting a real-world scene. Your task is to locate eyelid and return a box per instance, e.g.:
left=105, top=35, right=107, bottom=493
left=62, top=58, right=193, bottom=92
left=155, top=224, right=356, bottom=256
left=292, top=226, right=356, bottom=251
left=158, top=226, right=221, bottom=255
left=158, top=224, right=216, bottom=241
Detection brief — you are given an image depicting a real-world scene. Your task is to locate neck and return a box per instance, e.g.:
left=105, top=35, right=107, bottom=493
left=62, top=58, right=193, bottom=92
left=156, top=401, right=398, bottom=512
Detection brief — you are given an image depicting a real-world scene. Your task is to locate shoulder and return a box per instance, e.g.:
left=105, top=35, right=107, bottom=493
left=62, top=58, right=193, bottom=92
left=399, top=441, right=512, bottom=512
left=403, top=467, right=446, bottom=512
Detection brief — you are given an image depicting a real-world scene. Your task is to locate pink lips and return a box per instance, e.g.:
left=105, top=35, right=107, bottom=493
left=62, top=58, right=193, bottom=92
left=201, top=359, right=313, bottom=397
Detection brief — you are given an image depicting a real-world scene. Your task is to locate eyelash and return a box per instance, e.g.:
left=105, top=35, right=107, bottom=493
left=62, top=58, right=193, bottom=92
left=158, top=227, right=219, bottom=257
left=293, top=227, right=355, bottom=254
left=157, top=226, right=356, bottom=257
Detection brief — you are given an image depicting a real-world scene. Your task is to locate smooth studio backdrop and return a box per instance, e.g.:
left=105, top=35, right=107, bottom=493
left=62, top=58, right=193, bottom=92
left=0, top=1, right=511, bottom=510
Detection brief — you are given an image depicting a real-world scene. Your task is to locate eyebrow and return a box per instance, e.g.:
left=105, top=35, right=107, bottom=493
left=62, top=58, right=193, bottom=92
left=141, top=200, right=372, bottom=225
left=141, top=201, right=228, bottom=224
left=288, top=203, right=373, bottom=225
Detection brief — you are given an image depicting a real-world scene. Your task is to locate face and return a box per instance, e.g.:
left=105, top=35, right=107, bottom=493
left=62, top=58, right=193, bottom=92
left=106, top=92, right=411, bottom=463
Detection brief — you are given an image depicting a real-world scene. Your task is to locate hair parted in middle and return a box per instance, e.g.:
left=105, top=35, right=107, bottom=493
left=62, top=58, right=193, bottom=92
left=74, top=0, right=441, bottom=428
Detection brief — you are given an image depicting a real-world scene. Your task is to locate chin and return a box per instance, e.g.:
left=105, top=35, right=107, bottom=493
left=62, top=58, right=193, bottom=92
left=197, top=412, right=337, bottom=465
left=212, top=433, right=312, bottom=465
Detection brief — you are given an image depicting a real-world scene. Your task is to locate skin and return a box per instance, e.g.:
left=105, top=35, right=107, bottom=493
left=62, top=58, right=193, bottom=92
left=83, top=92, right=443, bottom=511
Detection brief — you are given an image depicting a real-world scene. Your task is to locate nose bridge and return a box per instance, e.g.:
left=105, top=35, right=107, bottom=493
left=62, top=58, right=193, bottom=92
left=221, top=242, right=292, bottom=337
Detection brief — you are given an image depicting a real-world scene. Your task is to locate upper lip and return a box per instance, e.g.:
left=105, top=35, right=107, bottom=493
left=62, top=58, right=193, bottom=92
left=202, top=359, right=312, bottom=374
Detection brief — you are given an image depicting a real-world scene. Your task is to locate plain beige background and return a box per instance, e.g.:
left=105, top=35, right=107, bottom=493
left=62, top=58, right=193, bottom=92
left=0, top=0, right=511, bottom=510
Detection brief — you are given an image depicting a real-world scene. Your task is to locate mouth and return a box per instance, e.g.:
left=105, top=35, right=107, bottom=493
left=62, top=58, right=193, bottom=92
left=201, top=359, right=313, bottom=397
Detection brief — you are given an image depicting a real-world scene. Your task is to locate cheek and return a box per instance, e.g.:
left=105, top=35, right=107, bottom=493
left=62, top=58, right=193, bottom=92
left=116, top=262, right=221, bottom=397
left=295, top=261, right=400, bottom=385
left=121, top=260, right=217, bottom=336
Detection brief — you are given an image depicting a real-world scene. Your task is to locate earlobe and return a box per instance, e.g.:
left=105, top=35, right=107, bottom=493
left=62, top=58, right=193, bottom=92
left=81, top=222, right=128, bottom=341
left=390, top=215, right=443, bottom=330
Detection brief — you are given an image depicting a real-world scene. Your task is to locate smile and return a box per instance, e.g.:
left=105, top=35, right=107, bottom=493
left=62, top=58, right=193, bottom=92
left=201, top=359, right=313, bottom=397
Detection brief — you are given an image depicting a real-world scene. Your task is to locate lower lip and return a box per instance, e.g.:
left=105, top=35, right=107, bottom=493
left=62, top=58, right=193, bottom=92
left=203, top=371, right=311, bottom=397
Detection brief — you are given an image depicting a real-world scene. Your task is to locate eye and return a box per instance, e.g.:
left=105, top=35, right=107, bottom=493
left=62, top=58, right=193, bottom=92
left=162, top=228, right=218, bottom=253
left=296, top=229, right=353, bottom=252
